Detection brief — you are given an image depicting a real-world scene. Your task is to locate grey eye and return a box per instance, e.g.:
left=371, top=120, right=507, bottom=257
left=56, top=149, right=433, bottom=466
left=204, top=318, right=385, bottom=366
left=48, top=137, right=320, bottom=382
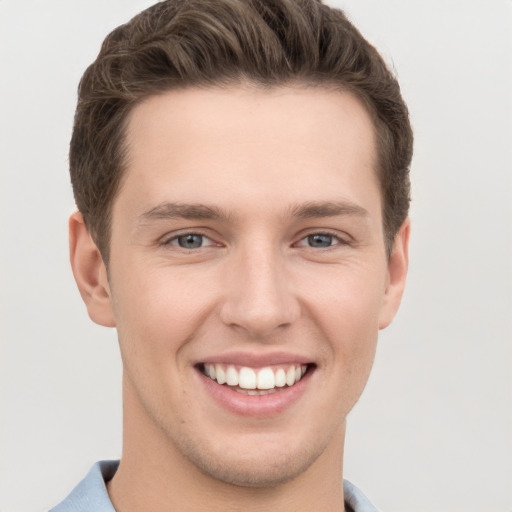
left=307, top=234, right=334, bottom=248
left=177, top=234, right=204, bottom=249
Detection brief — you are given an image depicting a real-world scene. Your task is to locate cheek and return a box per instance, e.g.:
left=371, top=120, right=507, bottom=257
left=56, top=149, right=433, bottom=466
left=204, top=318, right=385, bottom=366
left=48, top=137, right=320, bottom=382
left=325, top=293, right=379, bottom=378
left=320, top=290, right=380, bottom=414
left=302, top=265, right=384, bottom=387
left=110, top=263, right=218, bottom=359
left=303, top=262, right=386, bottom=336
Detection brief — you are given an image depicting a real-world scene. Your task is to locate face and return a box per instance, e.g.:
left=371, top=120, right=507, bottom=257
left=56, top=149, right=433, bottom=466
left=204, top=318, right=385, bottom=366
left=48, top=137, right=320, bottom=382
left=73, top=86, right=408, bottom=487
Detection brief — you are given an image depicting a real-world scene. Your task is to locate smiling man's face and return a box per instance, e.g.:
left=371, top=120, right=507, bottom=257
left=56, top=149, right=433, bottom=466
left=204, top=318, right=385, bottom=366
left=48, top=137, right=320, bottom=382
left=75, top=86, right=408, bottom=488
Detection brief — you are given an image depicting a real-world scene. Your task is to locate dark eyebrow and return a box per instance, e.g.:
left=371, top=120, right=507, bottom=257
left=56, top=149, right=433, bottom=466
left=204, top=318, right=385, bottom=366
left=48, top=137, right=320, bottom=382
left=138, top=202, right=230, bottom=223
left=137, top=200, right=368, bottom=225
left=290, top=200, right=369, bottom=219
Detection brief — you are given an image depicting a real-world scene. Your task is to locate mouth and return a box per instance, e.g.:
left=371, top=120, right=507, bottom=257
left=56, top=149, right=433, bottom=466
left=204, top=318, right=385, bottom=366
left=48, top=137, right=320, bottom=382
left=198, top=363, right=312, bottom=396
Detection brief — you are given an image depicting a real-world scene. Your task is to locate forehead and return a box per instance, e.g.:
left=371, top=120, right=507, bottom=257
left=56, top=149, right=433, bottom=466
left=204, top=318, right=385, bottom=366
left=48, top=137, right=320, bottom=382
left=118, top=86, right=380, bottom=221
left=126, top=85, right=376, bottom=161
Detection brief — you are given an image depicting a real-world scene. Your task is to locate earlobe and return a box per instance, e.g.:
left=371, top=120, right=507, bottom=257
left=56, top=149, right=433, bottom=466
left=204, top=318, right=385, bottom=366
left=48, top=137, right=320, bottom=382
left=378, top=218, right=410, bottom=330
left=69, top=211, right=116, bottom=327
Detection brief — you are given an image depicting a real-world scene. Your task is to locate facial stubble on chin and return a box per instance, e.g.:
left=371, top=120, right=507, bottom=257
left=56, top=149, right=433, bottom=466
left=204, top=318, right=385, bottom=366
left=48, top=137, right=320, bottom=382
left=175, top=428, right=332, bottom=488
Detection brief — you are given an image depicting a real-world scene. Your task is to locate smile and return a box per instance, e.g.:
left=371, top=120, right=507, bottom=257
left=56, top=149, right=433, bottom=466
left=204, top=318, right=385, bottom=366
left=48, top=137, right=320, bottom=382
left=201, top=364, right=308, bottom=394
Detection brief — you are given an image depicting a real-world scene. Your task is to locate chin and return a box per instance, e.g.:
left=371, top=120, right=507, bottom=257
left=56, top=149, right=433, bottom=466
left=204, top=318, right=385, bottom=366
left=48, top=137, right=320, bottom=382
left=175, top=431, right=329, bottom=488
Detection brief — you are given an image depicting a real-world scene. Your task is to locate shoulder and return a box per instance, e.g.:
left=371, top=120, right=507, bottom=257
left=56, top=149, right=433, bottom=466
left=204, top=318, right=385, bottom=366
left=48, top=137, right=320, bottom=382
left=343, top=479, right=380, bottom=512
left=49, top=460, right=119, bottom=512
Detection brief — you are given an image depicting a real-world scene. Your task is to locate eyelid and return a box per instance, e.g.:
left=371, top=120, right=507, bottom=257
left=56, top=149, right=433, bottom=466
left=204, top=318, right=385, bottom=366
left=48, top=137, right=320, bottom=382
left=157, top=228, right=351, bottom=249
left=294, top=230, right=351, bottom=248
left=160, top=229, right=218, bottom=248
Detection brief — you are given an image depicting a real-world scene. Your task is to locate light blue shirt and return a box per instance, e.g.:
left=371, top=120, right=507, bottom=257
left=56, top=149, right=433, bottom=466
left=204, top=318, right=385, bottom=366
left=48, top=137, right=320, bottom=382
left=50, top=460, right=379, bottom=512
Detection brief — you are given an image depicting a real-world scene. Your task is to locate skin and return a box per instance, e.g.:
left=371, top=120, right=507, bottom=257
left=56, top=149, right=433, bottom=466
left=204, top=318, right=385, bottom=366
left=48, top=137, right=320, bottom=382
left=70, top=86, right=409, bottom=512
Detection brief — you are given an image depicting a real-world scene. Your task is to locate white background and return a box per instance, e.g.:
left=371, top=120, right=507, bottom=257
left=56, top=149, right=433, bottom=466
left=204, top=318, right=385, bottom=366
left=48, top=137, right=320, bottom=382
left=1, top=1, right=511, bottom=511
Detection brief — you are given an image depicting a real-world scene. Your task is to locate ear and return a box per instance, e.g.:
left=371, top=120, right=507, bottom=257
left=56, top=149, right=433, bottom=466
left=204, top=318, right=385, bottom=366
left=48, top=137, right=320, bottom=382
left=69, top=211, right=116, bottom=327
left=378, top=218, right=410, bottom=330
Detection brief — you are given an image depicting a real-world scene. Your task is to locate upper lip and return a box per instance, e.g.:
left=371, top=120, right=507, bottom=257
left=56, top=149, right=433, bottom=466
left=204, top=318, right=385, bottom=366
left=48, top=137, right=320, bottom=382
left=196, top=351, right=314, bottom=368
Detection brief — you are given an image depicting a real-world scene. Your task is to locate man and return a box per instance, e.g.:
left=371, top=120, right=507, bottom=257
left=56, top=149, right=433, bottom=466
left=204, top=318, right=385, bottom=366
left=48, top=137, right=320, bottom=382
left=51, top=0, right=412, bottom=510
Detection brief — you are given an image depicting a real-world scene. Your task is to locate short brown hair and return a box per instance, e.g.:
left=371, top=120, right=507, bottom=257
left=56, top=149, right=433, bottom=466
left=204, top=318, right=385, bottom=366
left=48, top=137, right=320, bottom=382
left=70, top=0, right=413, bottom=262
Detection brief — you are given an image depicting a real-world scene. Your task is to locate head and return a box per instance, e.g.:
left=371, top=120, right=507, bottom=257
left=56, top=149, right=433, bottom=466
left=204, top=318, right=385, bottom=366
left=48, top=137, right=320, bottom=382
left=70, top=0, right=412, bottom=265
left=69, top=0, right=412, bottom=501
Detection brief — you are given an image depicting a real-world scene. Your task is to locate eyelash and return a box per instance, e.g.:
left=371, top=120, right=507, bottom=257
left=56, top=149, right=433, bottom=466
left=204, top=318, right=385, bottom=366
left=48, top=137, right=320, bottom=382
left=161, top=231, right=216, bottom=250
left=294, top=231, right=349, bottom=249
left=160, top=230, right=349, bottom=251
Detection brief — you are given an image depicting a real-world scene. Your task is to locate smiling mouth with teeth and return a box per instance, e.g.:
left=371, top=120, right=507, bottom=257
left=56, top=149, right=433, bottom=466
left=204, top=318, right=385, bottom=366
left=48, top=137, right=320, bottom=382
left=200, top=364, right=309, bottom=395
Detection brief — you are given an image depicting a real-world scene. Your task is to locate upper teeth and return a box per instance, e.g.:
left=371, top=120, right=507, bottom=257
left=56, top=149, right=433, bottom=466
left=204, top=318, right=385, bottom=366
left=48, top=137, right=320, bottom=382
left=204, top=364, right=307, bottom=390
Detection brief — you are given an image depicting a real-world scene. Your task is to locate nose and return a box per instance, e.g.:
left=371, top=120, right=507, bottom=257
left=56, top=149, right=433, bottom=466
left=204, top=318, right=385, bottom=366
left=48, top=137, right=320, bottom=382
left=219, top=244, right=300, bottom=338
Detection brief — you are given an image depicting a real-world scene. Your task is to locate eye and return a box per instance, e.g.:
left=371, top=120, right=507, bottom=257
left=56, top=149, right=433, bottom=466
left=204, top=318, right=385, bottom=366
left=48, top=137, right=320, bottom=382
left=296, top=233, right=342, bottom=248
left=167, top=233, right=214, bottom=249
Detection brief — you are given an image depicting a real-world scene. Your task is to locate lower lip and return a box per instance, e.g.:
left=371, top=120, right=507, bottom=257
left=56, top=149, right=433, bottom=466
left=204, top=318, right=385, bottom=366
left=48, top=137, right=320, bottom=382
left=197, top=368, right=312, bottom=417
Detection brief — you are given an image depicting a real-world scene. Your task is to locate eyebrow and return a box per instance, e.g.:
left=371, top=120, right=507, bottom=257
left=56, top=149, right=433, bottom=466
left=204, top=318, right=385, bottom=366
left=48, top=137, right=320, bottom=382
left=138, top=202, right=230, bottom=223
left=137, top=199, right=369, bottom=225
left=290, top=200, right=369, bottom=219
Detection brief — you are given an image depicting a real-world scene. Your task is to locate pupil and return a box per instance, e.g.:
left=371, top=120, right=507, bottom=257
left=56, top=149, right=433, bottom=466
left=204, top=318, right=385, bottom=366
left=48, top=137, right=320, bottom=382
left=178, top=234, right=203, bottom=249
left=308, top=234, right=332, bottom=247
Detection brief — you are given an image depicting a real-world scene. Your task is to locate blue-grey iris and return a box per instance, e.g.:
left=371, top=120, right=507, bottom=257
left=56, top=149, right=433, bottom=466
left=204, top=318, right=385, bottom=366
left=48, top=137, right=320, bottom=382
left=307, top=234, right=333, bottom=248
left=178, top=234, right=203, bottom=249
